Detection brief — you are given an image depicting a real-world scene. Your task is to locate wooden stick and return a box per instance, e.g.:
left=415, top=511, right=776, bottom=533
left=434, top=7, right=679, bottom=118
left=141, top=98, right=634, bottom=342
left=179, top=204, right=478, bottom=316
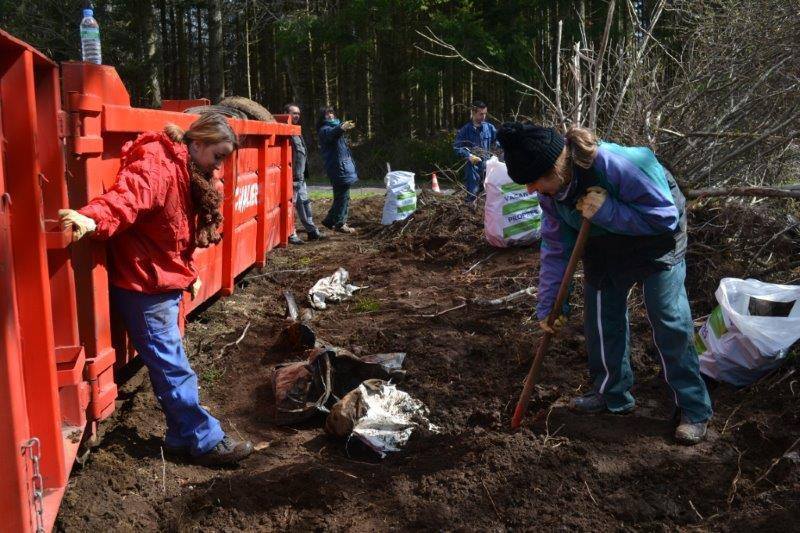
left=588, top=0, right=615, bottom=131
left=511, top=219, right=591, bottom=430
left=686, top=186, right=800, bottom=200
left=217, top=321, right=251, bottom=358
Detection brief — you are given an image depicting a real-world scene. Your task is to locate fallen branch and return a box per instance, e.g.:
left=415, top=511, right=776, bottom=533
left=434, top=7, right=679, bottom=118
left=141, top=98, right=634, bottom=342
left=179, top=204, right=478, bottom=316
left=218, top=321, right=251, bottom=358
left=415, top=303, right=467, bottom=318
left=753, top=436, right=800, bottom=486
left=464, top=251, right=498, bottom=274
left=686, top=186, right=800, bottom=200
left=284, top=290, right=300, bottom=321
left=473, top=286, right=537, bottom=307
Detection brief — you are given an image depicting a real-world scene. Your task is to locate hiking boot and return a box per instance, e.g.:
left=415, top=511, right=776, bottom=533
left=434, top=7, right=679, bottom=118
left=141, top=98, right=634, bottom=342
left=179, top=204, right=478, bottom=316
left=307, top=229, right=326, bottom=240
left=335, top=224, right=356, bottom=234
left=568, top=392, right=608, bottom=414
left=193, top=435, right=253, bottom=466
left=288, top=234, right=304, bottom=245
left=675, top=417, right=708, bottom=445
left=569, top=392, right=635, bottom=415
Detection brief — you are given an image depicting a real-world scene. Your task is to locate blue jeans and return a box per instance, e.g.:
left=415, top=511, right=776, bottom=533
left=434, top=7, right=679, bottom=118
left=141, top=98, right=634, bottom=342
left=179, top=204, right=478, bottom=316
left=110, top=286, right=225, bottom=455
left=322, top=183, right=351, bottom=228
left=583, top=261, right=713, bottom=423
left=463, top=161, right=485, bottom=203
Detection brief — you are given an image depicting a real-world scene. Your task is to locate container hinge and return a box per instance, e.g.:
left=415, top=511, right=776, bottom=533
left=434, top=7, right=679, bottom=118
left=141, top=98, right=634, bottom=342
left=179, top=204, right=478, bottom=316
left=20, top=438, right=45, bottom=533
left=57, top=111, right=71, bottom=140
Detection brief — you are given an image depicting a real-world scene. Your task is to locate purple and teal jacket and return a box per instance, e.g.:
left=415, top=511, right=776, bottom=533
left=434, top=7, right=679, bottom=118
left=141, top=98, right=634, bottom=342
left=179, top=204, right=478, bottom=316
left=536, top=142, right=687, bottom=320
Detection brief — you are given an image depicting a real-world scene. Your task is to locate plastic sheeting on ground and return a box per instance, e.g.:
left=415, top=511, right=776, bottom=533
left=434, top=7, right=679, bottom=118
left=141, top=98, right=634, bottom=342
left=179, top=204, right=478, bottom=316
left=326, top=379, right=438, bottom=458
left=308, top=267, right=365, bottom=310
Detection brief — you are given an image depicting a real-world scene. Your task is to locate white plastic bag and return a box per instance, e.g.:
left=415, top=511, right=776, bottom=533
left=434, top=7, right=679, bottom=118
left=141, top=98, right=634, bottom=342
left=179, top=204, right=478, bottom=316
left=381, top=171, right=417, bottom=225
left=697, top=278, right=800, bottom=386
left=483, top=156, right=542, bottom=247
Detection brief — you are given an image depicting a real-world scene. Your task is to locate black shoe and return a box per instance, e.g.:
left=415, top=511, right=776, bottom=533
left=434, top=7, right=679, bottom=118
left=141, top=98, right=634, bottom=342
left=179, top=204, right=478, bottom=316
left=307, top=230, right=326, bottom=240
left=288, top=234, right=305, bottom=245
left=193, top=435, right=253, bottom=466
left=321, top=221, right=334, bottom=231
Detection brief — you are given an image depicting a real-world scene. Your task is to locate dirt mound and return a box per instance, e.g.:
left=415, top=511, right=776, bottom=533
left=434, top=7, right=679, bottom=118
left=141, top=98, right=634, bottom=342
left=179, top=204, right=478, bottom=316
left=56, top=197, right=800, bottom=531
left=351, top=190, right=491, bottom=264
left=686, top=201, right=800, bottom=310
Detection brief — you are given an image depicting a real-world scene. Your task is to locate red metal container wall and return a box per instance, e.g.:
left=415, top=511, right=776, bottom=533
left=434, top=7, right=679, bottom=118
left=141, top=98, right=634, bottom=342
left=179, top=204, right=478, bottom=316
left=1, top=30, right=296, bottom=532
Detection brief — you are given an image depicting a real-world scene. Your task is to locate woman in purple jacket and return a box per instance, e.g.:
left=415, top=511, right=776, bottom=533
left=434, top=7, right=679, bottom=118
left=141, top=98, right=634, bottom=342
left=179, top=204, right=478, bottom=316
left=497, top=123, right=712, bottom=445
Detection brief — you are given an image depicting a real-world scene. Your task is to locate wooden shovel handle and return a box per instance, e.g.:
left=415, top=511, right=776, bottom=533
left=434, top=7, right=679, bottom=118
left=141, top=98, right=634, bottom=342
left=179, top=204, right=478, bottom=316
left=511, top=218, right=592, bottom=430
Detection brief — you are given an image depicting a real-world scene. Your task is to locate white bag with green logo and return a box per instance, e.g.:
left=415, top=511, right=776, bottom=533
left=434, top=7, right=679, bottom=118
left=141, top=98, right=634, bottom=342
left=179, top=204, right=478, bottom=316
left=696, top=278, right=800, bottom=386
left=381, top=170, right=417, bottom=225
left=483, top=156, right=542, bottom=247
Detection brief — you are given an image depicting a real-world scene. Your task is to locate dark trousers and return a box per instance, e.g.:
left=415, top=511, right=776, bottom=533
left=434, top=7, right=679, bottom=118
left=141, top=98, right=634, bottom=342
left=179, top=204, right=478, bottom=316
left=293, top=179, right=318, bottom=235
left=323, top=183, right=351, bottom=228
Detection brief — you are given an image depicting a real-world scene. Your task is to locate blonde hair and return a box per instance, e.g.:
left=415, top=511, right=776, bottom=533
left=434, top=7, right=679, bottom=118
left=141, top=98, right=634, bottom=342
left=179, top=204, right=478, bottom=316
left=164, top=113, right=239, bottom=148
left=565, top=126, right=598, bottom=169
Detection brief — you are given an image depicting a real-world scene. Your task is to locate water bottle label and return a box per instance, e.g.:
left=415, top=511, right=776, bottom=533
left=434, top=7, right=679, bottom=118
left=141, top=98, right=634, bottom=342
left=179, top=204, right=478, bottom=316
left=80, top=28, right=100, bottom=39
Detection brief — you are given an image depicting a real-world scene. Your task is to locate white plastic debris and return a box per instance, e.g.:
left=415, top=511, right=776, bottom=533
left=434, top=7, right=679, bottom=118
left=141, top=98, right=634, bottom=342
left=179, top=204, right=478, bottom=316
left=697, top=278, right=800, bottom=386
left=351, top=381, right=438, bottom=458
left=308, top=267, right=365, bottom=310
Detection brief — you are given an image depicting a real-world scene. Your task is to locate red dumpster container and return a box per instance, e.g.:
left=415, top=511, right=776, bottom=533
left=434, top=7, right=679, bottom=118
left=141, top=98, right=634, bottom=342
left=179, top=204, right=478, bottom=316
left=0, top=30, right=296, bottom=532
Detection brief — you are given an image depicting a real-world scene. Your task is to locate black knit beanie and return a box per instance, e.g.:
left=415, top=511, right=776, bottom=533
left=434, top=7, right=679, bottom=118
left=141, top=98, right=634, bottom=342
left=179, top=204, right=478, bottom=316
left=497, top=122, right=565, bottom=184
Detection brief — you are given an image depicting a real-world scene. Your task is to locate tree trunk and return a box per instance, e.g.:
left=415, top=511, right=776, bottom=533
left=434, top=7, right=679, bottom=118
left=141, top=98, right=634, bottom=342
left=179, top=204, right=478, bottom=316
left=244, top=0, right=252, bottom=99
left=208, top=0, right=224, bottom=101
left=159, top=0, right=171, bottom=98
left=145, top=0, right=161, bottom=106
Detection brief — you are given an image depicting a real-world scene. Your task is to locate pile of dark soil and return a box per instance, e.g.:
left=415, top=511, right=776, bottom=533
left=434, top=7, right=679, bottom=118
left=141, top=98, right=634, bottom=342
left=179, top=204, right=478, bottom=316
left=354, top=189, right=491, bottom=264
left=56, top=196, right=800, bottom=531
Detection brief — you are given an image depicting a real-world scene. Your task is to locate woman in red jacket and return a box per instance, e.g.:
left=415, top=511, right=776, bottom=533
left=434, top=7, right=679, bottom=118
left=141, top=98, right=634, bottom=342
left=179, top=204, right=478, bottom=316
left=59, top=113, right=253, bottom=466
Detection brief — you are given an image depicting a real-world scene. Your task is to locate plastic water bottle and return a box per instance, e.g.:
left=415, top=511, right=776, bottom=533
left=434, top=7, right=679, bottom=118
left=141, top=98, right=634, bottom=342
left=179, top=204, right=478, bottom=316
left=79, top=8, right=102, bottom=64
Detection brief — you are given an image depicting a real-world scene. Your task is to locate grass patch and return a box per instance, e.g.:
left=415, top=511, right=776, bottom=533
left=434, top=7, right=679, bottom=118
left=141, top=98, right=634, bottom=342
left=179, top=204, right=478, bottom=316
left=353, top=296, right=381, bottom=313
left=297, top=256, right=312, bottom=267
left=308, top=188, right=384, bottom=201
left=201, top=366, right=223, bottom=385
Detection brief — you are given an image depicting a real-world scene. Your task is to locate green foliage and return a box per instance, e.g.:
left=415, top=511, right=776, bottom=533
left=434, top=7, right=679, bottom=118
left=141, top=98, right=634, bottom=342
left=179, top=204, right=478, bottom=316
left=353, top=296, right=380, bottom=313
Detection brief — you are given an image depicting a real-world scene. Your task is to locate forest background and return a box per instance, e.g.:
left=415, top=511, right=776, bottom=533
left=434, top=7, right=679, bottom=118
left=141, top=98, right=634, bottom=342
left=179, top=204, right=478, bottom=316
left=2, top=0, right=798, bottom=187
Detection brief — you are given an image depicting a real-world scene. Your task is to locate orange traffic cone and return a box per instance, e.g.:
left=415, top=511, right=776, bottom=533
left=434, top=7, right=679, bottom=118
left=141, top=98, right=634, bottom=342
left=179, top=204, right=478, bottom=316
left=431, top=172, right=441, bottom=193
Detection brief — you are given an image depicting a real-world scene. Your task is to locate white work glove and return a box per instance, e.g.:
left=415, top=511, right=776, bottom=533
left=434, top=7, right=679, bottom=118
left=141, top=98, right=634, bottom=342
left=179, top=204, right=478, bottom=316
left=341, top=120, right=356, bottom=131
left=189, top=278, right=202, bottom=301
left=468, top=154, right=482, bottom=165
left=539, top=315, right=567, bottom=335
left=58, top=209, right=96, bottom=242
left=575, top=186, right=608, bottom=220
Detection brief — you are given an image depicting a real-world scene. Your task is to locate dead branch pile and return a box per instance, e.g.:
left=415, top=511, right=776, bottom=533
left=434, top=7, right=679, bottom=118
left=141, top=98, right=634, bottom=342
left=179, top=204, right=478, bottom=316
left=686, top=202, right=800, bottom=311
left=361, top=190, right=487, bottom=263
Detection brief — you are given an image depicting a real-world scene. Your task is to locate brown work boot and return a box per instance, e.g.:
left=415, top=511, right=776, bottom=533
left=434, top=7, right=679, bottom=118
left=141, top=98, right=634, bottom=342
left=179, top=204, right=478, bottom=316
left=193, top=435, right=253, bottom=466
left=335, top=224, right=356, bottom=234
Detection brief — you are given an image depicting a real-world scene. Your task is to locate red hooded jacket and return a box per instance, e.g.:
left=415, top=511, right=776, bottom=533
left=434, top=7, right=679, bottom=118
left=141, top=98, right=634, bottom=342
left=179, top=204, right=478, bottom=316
left=79, top=132, right=197, bottom=294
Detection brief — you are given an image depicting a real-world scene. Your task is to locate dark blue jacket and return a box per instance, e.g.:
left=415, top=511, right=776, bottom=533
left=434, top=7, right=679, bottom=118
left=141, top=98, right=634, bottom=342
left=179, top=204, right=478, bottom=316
left=453, top=121, right=498, bottom=160
left=318, top=121, right=359, bottom=186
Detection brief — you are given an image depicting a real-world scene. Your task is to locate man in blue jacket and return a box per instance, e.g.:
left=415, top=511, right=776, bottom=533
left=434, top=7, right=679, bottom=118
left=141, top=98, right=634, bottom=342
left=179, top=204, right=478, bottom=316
left=497, top=122, right=712, bottom=445
left=453, top=100, right=499, bottom=204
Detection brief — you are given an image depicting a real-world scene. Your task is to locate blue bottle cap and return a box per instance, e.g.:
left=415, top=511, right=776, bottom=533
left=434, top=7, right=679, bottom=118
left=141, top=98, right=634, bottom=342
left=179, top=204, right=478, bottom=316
left=83, top=8, right=93, bottom=17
